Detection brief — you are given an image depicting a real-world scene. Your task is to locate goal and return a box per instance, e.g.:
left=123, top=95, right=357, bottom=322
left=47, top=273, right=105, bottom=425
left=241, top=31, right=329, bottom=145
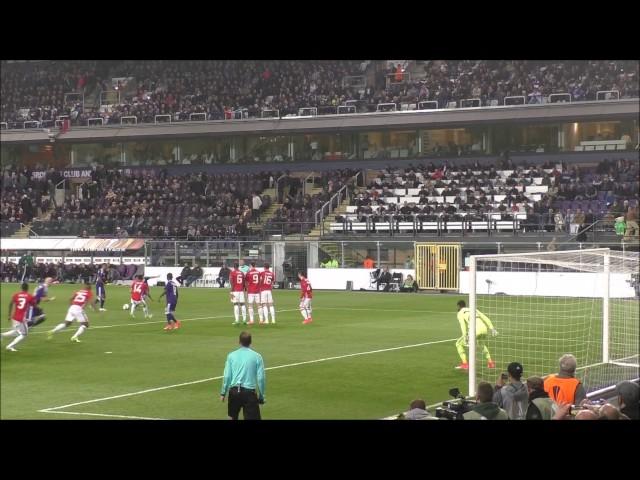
left=464, top=248, right=639, bottom=397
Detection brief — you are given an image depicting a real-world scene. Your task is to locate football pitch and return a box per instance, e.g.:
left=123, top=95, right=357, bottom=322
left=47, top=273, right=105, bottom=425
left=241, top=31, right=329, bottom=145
left=1, top=283, right=637, bottom=419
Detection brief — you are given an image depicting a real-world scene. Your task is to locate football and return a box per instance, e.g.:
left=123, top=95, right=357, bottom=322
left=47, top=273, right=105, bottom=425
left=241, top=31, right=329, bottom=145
left=122, top=304, right=129, bottom=310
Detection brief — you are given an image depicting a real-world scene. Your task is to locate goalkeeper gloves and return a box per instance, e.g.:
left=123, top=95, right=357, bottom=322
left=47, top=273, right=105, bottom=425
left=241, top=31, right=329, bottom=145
left=490, top=328, right=499, bottom=337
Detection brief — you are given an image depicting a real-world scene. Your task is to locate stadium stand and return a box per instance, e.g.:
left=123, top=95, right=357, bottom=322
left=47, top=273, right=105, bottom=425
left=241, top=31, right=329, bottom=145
left=2, top=60, right=637, bottom=128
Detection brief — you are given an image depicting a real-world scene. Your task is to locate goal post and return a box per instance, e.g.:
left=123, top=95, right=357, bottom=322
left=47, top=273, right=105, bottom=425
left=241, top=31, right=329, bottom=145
left=465, top=248, right=639, bottom=397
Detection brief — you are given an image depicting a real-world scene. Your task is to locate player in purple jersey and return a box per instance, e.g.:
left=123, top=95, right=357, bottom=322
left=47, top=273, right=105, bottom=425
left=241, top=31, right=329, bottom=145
left=26, top=277, right=55, bottom=328
left=95, top=264, right=108, bottom=311
left=158, top=272, right=181, bottom=331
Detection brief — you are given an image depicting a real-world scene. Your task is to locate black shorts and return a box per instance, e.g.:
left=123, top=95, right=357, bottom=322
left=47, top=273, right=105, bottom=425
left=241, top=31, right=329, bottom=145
left=227, top=386, right=261, bottom=420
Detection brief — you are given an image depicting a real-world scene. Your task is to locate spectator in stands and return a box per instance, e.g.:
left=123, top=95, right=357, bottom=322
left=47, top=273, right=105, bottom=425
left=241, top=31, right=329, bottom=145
left=251, top=192, right=262, bottom=223
left=615, top=380, right=639, bottom=420
left=525, top=376, right=556, bottom=420
left=463, top=381, right=508, bottom=420
left=493, top=362, right=528, bottom=420
left=544, top=354, right=587, bottom=405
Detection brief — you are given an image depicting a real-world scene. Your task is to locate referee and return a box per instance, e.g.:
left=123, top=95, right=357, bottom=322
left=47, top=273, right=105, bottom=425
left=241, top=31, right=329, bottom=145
left=220, top=331, right=266, bottom=420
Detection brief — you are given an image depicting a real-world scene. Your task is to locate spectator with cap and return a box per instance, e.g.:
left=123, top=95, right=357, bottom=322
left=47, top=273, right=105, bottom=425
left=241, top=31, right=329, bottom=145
left=615, top=380, right=639, bottom=420
left=493, top=361, right=529, bottom=420
left=544, top=353, right=587, bottom=406
left=525, top=376, right=556, bottom=420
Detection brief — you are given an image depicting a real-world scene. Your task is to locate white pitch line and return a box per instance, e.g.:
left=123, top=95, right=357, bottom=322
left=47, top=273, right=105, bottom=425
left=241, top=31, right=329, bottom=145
left=39, top=336, right=456, bottom=415
left=8, top=309, right=300, bottom=335
left=39, top=409, right=166, bottom=420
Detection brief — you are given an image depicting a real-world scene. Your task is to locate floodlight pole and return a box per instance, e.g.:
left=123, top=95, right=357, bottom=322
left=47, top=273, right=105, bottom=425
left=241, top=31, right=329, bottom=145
left=602, top=250, right=610, bottom=364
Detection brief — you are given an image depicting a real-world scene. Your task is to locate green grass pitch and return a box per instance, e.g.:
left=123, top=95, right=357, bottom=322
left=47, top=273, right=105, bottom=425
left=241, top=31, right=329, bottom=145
left=1, top=283, right=637, bottom=419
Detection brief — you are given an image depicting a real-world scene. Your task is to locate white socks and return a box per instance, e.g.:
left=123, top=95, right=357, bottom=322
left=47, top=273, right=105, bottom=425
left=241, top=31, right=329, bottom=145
left=2, top=329, right=18, bottom=338
left=257, top=305, right=264, bottom=323
left=130, top=304, right=136, bottom=316
left=233, top=305, right=240, bottom=323
left=51, top=323, right=67, bottom=333
left=71, top=325, right=87, bottom=340
left=261, top=305, right=276, bottom=323
left=248, top=306, right=254, bottom=324
left=7, top=334, right=25, bottom=349
left=241, top=306, right=247, bottom=323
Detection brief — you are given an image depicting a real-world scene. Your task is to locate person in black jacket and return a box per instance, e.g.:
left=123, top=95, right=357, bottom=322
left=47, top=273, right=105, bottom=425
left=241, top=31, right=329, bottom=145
left=375, top=267, right=392, bottom=292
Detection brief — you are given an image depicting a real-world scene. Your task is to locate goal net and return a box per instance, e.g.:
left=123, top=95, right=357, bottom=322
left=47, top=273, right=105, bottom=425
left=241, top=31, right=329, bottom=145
left=464, top=248, right=639, bottom=397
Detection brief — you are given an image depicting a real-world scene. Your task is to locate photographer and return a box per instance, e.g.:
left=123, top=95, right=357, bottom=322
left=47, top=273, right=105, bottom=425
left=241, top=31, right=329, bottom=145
left=493, top=362, right=528, bottom=420
left=463, top=382, right=508, bottom=420
left=398, top=399, right=438, bottom=420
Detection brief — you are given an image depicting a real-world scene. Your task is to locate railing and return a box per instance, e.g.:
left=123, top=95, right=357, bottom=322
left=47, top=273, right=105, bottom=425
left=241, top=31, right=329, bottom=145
left=54, top=115, right=69, bottom=128
left=548, top=93, right=572, bottom=103
left=20, top=223, right=39, bottom=238
left=417, top=101, right=438, bottom=110
left=121, top=116, right=137, bottom=125
left=459, top=98, right=481, bottom=108
left=337, top=105, right=356, bottom=114
left=154, top=114, right=172, bottom=124
left=504, top=96, right=526, bottom=106
left=23, top=120, right=40, bottom=128
left=376, top=103, right=397, bottom=112
left=189, top=113, right=207, bottom=121
left=1, top=95, right=636, bottom=131
left=261, top=109, right=279, bottom=118
left=298, top=107, right=317, bottom=117
left=87, top=117, right=104, bottom=126
left=596, top=90, right=619, bottom=101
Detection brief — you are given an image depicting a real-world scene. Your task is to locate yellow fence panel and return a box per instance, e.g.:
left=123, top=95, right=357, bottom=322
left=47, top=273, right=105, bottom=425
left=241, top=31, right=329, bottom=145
left=415, top=243, right=460, bottom=291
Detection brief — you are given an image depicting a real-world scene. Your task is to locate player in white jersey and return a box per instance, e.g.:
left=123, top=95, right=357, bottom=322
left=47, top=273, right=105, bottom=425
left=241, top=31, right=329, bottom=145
left=259, top=263, right=276, bottom=324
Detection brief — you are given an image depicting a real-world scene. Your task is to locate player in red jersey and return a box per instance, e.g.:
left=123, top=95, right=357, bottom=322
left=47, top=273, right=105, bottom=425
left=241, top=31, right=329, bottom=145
left=47, top=279, right=97, bottom=342
left=229, top=262, right=247, bottom=325
left=129, top=274, right=152, bottom=318
left=245, top=262, right=262, bottom=325
left=2, top=283, right=36, bottom=351
left=298, top=271, right=313, bottom=324
left=259, top=262, right=276, bottom=324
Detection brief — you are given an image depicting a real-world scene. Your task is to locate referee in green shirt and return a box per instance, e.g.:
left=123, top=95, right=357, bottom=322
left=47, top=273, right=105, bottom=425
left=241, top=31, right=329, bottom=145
left=220, top=331, right=266, bottom=420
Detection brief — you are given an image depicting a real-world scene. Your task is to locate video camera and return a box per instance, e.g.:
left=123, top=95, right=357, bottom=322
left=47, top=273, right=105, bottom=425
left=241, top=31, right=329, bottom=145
left=434, top=388, right=477, bottom=420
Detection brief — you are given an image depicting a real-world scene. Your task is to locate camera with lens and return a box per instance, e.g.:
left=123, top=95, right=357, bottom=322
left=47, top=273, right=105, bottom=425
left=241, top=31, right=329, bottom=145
left=434, top=388, right=477, bottom=420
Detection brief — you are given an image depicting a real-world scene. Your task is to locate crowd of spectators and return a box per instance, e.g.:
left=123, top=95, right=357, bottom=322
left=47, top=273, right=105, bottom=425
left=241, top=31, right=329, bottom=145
left=3, top=60, right=636, bottom=129
left=397, top=354, right=638, bottom=420
left=376, top=60, right=639, bottom=108
left=335, top=156, right=639, bottom=237
left=1, top=165, right=57, bottom=236
left=29, top=168, right=274, bottom=239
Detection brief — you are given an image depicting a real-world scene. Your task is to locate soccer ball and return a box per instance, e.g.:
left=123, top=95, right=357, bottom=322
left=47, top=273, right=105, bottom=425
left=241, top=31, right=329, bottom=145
left=122, top=303, right=129, bottom=310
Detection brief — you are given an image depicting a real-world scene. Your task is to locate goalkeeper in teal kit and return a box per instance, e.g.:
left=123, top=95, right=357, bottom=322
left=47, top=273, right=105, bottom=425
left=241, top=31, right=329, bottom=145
left=455, top=300, right=498, bottom=370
